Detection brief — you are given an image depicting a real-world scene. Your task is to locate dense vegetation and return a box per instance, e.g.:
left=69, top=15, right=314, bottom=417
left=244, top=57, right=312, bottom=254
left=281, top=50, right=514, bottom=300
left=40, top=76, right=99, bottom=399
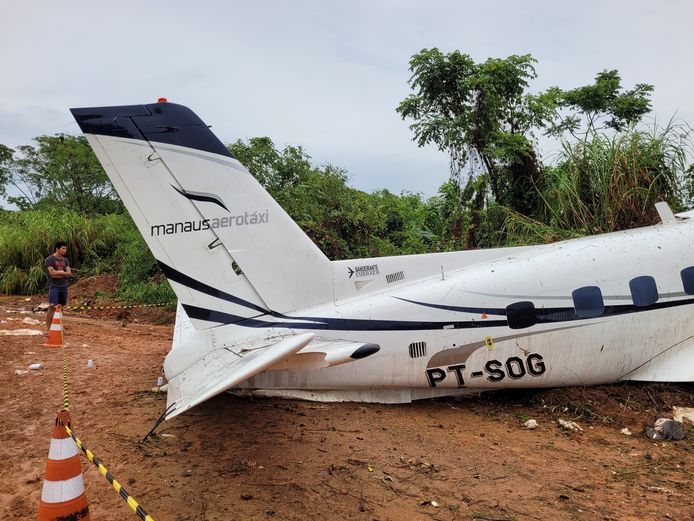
left=0, top=50, right=691, bottom=301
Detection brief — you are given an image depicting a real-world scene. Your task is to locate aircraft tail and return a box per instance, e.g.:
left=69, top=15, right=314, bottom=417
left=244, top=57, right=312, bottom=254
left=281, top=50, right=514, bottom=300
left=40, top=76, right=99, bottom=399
left=71, top=101, right=333, bottom=328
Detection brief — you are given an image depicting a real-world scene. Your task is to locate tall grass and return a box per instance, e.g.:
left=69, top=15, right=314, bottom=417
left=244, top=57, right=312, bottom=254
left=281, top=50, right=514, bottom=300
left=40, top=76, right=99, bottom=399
left=538, top=122, right=691, bottom=235
left=497, top=122, right=692, bottom=245
left=0, top=209, right=171, bottom=300
left=111, top=223, right=175, bottom=303
left=494, top=206, right=584, bottom=246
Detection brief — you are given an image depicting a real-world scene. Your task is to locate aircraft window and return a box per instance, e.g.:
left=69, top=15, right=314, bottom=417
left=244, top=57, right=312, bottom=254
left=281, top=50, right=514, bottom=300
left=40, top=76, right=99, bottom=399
left=505, top=301, right=536, bottom=329
left=629, top=276, right=658, bottom=307
left=572, top=286, right=604, bottom=318
left=681, top=267, right=694, bottom=295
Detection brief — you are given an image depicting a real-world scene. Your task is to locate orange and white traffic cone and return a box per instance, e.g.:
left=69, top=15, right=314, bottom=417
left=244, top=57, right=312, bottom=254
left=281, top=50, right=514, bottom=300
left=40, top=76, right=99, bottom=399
left=44, top=305, right=63, bottom=348
left=37, top=410, right=90, bottom=521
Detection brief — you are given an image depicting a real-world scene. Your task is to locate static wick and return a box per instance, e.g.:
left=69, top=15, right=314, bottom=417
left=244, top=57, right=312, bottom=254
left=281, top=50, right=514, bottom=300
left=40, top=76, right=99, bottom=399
left=441, top=265, right=445, bottom=280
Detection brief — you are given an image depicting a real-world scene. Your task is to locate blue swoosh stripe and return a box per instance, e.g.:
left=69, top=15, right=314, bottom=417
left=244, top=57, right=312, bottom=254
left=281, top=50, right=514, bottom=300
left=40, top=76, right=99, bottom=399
left=182, top=304, right=507, bottom=331
left=183, top=296, right=694, bottom=330
left=158, top=261, right=270, bottom=316
left=171, top=185, right=229, bottom=211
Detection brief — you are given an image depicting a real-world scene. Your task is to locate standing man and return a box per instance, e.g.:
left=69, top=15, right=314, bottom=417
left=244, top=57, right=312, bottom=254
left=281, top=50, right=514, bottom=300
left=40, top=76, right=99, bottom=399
left=45, top=241, right=72, bottom=334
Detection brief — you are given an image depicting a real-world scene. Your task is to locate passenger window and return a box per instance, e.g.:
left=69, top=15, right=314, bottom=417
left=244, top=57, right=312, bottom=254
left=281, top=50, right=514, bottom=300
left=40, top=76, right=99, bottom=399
left=629, top=276, right=658, bottom=307
left=572, top=286, right=604, bottom=318
left=505, top=301, right=536, bottom=329
left=681, top=267, right=694, bottom=295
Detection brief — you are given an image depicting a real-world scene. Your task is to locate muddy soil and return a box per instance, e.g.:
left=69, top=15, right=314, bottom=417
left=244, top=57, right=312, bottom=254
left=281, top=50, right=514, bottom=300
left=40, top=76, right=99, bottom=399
left=1, top=295, right=692, bottom=521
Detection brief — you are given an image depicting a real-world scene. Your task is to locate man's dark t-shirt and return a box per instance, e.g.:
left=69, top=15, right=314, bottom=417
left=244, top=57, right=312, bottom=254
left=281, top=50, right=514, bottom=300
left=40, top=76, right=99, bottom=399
left=45, top=255, right=70, bottom=288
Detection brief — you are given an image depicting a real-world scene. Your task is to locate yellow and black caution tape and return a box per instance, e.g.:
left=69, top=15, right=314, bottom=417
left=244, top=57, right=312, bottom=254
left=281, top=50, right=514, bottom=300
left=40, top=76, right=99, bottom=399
left=58, top=338, right=155, bottom=520
left=62, top=344, right=69, bottom=411
left=64, top=302, right=175, bottom=312
left=60, top=420, right=155, bottom=521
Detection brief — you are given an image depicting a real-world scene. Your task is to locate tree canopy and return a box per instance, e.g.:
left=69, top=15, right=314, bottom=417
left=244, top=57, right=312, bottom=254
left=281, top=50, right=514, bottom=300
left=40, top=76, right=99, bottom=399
left=396, top=49, right=660, bottom=222
left=397, top=49, right=550, bottom=215
left=546, top=69, right=654, bottom=139
left=0, top=144, right=13, bottom=198
left=3, top=135, right=122, bottom=214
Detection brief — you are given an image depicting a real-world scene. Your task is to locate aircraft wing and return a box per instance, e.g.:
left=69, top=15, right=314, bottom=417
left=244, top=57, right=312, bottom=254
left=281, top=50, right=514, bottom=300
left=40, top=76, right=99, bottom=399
left=165, top=333, right=314, bottom=419
left=165, top=334, right=381, bottom=419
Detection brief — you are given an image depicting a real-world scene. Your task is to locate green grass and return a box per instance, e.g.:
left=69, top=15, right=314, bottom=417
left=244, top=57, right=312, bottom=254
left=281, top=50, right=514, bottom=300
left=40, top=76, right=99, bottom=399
left=0, top=209, right=170, bottom=302
left=497, top=122, right=692, bottom=245
left=541, top=122, right=691, bottom=233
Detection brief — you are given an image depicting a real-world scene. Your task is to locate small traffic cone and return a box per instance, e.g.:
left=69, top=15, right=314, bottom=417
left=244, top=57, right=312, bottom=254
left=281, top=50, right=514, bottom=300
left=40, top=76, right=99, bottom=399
left=44, top=305, right=63, bottom=348
left=37, top=410, right=90, bottom=521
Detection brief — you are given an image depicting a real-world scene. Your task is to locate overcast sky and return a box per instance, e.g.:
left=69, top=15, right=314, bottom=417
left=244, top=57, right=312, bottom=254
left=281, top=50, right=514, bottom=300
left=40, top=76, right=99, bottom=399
left=2, top=1, right=693, bottom=196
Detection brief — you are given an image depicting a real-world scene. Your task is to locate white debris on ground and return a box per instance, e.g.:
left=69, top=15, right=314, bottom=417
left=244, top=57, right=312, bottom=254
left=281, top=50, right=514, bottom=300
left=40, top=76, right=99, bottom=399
left=557, top=419, right=583, bottom=432
left=645, top=485, right=682, bottom=497
left=0, top=329, right=43, bottom=336
left=673, top=406, right=694, bottom=425
left=620, top=428, right=632, bottom=436
left=524, top=419, right=538, bottom=429
left=22, top=317, right=41, bottom=325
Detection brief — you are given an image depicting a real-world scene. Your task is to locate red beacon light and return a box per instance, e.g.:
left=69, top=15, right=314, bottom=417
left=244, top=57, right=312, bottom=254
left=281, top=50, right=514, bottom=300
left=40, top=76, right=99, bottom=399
left=157, top=97, right=168, bottom=103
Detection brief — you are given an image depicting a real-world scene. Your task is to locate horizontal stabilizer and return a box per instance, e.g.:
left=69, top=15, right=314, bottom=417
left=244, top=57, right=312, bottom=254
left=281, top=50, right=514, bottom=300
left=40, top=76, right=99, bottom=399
left=267, top=337, right=380, bottom=371
left=166, top=333, right=314, bottom=419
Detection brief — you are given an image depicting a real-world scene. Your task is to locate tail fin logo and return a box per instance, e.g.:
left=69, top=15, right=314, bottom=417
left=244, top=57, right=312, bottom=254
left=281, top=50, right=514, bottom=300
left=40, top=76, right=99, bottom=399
left=171, top=184, right=229, bottom=212
left=150, top=187, right=269, bottom=237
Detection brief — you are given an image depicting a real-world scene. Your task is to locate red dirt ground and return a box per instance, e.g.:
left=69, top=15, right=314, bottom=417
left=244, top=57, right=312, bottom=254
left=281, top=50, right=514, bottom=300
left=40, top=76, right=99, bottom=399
left=1, top=294, right=692, bottom=521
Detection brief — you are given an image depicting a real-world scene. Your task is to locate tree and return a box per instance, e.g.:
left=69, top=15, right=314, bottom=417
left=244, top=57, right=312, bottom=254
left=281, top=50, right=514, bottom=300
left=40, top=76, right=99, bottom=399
left=8, top=135, right=121, bottom=214
left=228, top=137, right=313, bottom=194
left=0, top=144, right=13, bottom=198
left=397, top=49, right=554, bottom=216
left=228, top=137, right=435, bottom=258
left=546, top=69, right=654, bottom=140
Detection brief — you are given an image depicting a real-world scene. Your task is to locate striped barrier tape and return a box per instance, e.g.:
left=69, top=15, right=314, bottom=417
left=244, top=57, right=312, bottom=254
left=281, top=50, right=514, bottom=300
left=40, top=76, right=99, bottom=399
left=59, top=420, right=155, bottom=521
left=57, top=335, right=155, bottom=520
left=64, top=302, right=176, bottom=312
left=62, top=344, right=69, bottom=410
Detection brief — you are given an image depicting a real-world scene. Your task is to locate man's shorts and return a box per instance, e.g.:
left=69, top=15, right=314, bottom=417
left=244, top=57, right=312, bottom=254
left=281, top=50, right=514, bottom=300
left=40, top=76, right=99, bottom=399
left=48, top=286, right=68, bottom=306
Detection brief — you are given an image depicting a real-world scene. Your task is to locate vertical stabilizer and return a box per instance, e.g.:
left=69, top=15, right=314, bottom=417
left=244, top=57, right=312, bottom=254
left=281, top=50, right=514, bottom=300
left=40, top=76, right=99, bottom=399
left=71, top=102, right=334, bottom=328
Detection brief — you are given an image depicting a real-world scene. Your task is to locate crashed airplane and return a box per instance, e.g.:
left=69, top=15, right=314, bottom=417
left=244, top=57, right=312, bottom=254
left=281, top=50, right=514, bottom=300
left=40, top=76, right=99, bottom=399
left=71, top=100, right=694, bottom=419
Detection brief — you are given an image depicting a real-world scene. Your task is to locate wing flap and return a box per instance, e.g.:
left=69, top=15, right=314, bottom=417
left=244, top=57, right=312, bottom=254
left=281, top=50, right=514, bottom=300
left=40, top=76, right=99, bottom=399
left=166, top=332, right=314, bottom=418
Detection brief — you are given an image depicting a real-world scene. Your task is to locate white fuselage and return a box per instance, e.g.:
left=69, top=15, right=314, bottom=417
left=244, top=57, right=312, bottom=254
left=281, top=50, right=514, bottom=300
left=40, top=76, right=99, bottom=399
left=176, top=218, right=694, bottom=400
